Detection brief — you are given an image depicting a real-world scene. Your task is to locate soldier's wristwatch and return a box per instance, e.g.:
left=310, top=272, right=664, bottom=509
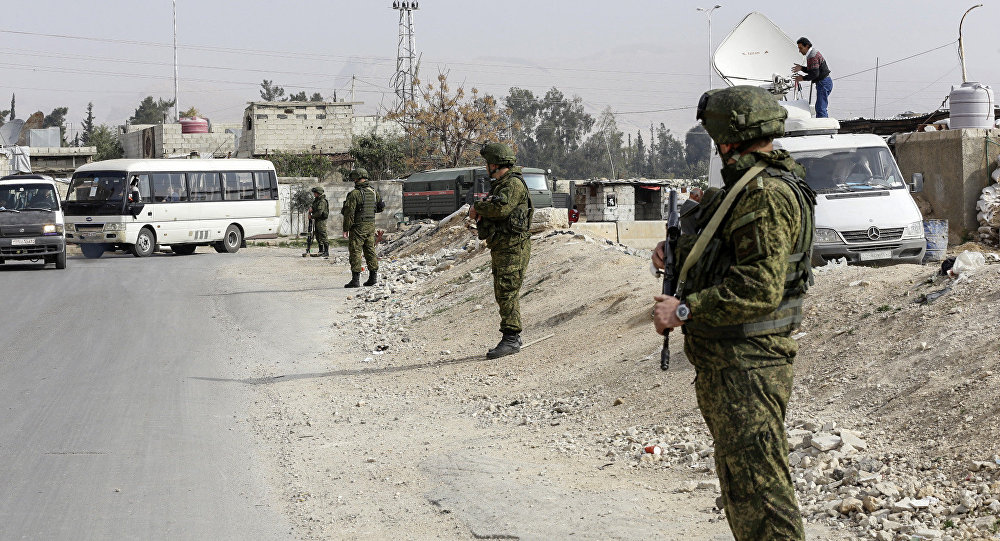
left=675, top=303, right=691, bottom=322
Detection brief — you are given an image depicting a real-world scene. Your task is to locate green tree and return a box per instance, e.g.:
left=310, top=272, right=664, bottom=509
left=506, top=87, right=594, bottom=177
left=9, top=93, right=14, bottom=120
left=0, top=109, right=9, bottom=128
left=80, top=102, right=95, bottom=145
left=90, top=124, right=124, bottom=161
left=43, top=107, right=69, bottom=146
left=287, top=91, right=307, bottom=101
left=179, top=106, right=200, bottom=118
left=685, top=124, right=711, bottom=179
left=349, top=133, right=406, bottom=181
left=259, top=80, right=285, bottom=101
left=652, top=123, right=686, bottom=177
left=129, top=96, right=175, bottom=124
left=309, top=92, right=324, bottom=102
left=633, top=131, right=647, bottom=177
left=268, top=152, right=335, bottom=178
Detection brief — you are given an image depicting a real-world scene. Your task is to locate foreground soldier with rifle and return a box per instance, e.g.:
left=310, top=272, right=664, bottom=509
left=651, top=85, right=816, bottom=541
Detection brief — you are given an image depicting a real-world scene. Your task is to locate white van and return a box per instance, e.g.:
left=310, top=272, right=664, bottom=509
left=708, top=11, right=926, bottom=265
left=0, top=174, right=67, bottom=269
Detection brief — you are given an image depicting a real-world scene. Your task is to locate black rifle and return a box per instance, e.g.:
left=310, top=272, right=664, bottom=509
left=659, top=189, right=681, bottom=370
left=302, top=217, right=315, bottom=257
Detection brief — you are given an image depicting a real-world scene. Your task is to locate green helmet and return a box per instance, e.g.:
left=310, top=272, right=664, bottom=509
left=479, top=142, right=516, bottom=166
left=348, top=168, right=370, bottom=182
left=696, top=85, right=787, bottom=145
left=311, top=186, right=324, bottom=194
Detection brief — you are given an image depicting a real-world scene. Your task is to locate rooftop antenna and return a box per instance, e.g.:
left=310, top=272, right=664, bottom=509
left=959, top=3, right=983, bottom=83
left=390, top=1, right=419, bottom=113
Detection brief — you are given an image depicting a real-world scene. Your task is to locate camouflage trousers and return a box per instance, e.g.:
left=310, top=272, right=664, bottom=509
left=313, top=219, right=328, bottom=246
left=348, top=222, right=377, bottom=272
left=490, top=238, right=530, bottom=334
left=685, top=337, right=805, bottom=541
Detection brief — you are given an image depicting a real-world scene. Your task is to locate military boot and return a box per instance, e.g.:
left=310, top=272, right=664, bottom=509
left=321, top=243, right=330, bottom=259
left=487, top=333, right=522, bottom=359
left=344, top=272, right=361, bottom=288
left=310, top=242, right=323, bottom=257
left=363, top=270, right=377, bottom=286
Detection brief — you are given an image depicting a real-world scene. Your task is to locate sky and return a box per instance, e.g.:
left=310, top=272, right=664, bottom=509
left=1, top=0, right=997, bottom=143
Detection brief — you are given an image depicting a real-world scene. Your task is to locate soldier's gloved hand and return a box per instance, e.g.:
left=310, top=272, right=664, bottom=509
left=342, top=232, right=349, bottom=239
left=652, top=294, right=684, bottom=334
left=651, top=241, right=666, bottom=270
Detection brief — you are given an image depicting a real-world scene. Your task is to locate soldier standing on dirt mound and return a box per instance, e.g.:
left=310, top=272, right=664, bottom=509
left=341, top=168, right=381, bottom=288
left=651, top=85, right=817, bottom=541
left=309, top=186, right=329, bottom=259
left=469, top=142, right=533, bottom=359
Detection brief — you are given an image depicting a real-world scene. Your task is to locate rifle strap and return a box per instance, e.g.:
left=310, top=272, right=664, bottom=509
left=676, top=162, right=766, bottom=298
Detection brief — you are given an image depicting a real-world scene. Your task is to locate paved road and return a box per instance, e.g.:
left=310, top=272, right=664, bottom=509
left=0, top=250, right=293, bottom=540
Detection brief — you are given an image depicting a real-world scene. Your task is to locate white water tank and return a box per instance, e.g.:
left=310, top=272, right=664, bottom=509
left=949, top=82, right=995, bottom=129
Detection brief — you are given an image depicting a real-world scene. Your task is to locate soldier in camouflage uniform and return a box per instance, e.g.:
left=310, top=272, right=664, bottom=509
left=341, top=168, right=381, bottom=288
left=469, top=143, right=533, bottom=359
left=309, top=186, right=330, bottom=259
left=651, top=86, right=816, bottom=541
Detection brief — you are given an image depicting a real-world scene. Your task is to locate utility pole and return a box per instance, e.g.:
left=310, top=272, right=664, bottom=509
left=959, top=4, right=983, bottom=83
left=873, top=57, right=879, bottom=118
left=172, top=0, right=179, bottom=122
left=696, top=5, right=722, bottom=90
left=390, top=2, right=419, bottom=113
left=351, top=75, right=356, bottom=102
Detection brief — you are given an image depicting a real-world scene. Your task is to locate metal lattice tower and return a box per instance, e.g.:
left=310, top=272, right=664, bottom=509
left=390, top=1, right=419, bottom=113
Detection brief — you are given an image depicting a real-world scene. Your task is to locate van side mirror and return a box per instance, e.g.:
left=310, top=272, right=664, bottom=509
left=129, top=201, right=145, bottom=217
left=909, top=173, right=924, bottom=193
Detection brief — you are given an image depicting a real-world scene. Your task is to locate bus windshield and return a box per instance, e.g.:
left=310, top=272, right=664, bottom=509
left=67, top=172, right=127, bottom=202
left=523, top=173, right=548, bottom=191
left=0, top=184, right=59, bottom=211
left=790, top=146, right=905, bottom=194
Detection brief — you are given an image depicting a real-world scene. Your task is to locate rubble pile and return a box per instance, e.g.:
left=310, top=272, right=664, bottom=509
left=977, top=183, right=1000, bottom=246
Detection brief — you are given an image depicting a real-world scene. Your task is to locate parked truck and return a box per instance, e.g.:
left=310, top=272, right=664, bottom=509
left=402, top=166, right=553, bottom=219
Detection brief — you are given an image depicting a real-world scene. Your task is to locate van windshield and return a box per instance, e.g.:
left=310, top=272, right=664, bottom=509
left=67, top=172, right=127, bottom=202
left=523, top=173, right=548, bottom=191
left=790, top=146, right=904, bottom=194
left=0, top=184, right=58, bottom=211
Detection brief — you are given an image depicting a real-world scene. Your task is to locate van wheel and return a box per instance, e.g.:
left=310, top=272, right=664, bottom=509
left=220, top=225, right=242, bottom=253
left=55, top=249, right=67, bottom=269
left=131, top=228, right=155, bottom=258
left=172, top=244, right=196, bottom=255
left=81, top=243, right=105, bottom=259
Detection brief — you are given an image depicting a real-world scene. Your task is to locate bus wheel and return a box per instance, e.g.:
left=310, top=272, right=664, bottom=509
left=81, top=243, right=106, bottom=259
left=219, top=225, right=242, bottom=254
left=131, top=228, right=155, bottom=258
left=172, top=244, right=196, bottom=255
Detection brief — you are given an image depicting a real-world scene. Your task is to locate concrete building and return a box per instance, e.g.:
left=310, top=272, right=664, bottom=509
left=237, top=101, right=355, bottom=158
left=28, top=147, right=97, bottom=178
left=572, top=179, right=695, bottom=222
left=352, top=115, right=404, bottom=138
left=122, top=122, right=241, bottom=159
left=894, top=128, right=1000, bottom=244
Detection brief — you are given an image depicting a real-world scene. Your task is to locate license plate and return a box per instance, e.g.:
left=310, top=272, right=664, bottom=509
left=11, top=238, right=35, bottom=246
left=859, top=249, right=892, bottom=262
left=80, top=232, right=98, bottom=238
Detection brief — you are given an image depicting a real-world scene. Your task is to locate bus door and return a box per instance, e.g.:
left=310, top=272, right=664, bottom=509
left=149, top=172, right=189, bottom=243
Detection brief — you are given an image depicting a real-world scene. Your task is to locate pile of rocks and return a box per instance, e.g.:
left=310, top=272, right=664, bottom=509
left=603, top=419, right=1000, bottom=540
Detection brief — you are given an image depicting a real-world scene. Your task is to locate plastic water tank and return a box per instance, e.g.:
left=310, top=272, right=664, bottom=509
left=949, top=82, right=995, bottom=129
left=179, top=117, right=209, bottom=134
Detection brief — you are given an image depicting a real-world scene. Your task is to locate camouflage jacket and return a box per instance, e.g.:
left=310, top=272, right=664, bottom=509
left=341, top=184, right=379, bottom=231
left=677, top=149, right=814, bottom=339
left=474, top=167, right=533, bottom=250
left=310, top=194, right=329, bottom=221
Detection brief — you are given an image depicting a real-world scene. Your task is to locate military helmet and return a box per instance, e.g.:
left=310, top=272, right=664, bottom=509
left=311, top=186, right=324, bottom=194
left=696, top=85, right=787, bottom=145
left=479, top=142, right=516, bottom=166
left=348, top=168, right=370, bottom=182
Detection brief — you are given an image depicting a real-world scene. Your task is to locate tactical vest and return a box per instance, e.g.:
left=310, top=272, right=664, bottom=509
left=478, top=171, right=534, bottom=241
left=353, top=186, right=377, bottom=224
left=680, top=166, right=816, bottom=339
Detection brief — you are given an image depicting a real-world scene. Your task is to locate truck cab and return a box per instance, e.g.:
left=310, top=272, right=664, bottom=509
left=0, top=174, right=67, bottom=269
left=402, top=166, right=553, bottom=219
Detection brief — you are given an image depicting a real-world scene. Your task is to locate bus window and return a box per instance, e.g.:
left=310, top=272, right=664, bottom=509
left=152, top=172, right=188, bottom=202
left=189, top=172, right=223, bottom=201
left=222, top=172, right=255, bottom=200
left=137, top=174, right=151, bottom=201
left=254, top=171, right=277, bottom=200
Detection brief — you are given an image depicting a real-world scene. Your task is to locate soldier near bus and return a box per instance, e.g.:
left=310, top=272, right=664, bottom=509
left=309, top=186, right=330, bottom=259
left=469, top=143, right=533, bottom=359
left=341, top=168, right=382, bottom=288
left=651, top=86, right=816, bottom=541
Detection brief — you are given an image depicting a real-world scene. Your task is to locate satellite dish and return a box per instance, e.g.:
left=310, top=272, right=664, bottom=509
left=713, top=12, right=801, bottom=95
left=0, top=119, right=26, bottom=147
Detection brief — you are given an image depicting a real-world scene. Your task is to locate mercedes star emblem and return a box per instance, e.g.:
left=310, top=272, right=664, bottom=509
left=866, top=226, right=881, bottom=241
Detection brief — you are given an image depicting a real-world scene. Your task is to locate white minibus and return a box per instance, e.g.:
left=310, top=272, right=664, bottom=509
left=63, top=159, right=280, bottom=258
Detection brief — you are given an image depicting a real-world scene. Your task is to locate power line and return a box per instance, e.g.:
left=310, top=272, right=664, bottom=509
left=837, top=40, right=958, bottom=80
